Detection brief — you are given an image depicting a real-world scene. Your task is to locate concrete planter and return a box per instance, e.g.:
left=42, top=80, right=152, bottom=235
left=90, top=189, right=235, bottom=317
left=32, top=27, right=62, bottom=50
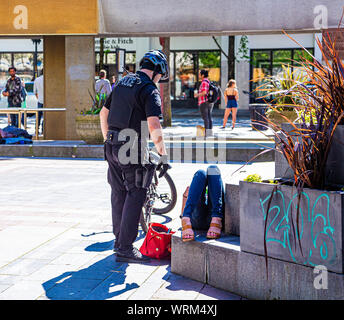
left=266, top=108, right=298, bottom=127
left=240, top=180, right=344, bottom=273
left=275, top=123, right=300, bottom=180
left=326, top=125, right=344, bottom=187
left=75, top=114, right=103, bottom=145
left=248, top=104, right=268, bottom=131
left=275, top=125, right=344, bottom=186
left=224, top=183, right=240, bottom=236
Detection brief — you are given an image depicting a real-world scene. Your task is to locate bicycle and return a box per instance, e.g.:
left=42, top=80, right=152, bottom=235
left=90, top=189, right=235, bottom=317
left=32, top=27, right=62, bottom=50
left=139, top=153, right=177, bottom=234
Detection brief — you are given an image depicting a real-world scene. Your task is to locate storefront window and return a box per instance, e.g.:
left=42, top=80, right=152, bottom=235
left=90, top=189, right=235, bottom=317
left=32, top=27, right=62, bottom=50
left=198, top=51, right=221, bottom=83
left=126, top=53, right=136, bottom=65
left=0, top=53, right=11, bottom=87
left=174, top=52, right=196, bottom=100
left=95, top=51, right=136, bottom=77
left=251, top=51, right=271, bottom=102
left=250, top=48, right=314, bottom=103
left=171, top=50, right=221, bottom=103
left=272, top=50, right=292, bottom=76
left=14, top=53, right=34, bottom=82
left=37, top=53, right=44, bottom=73
left=107, top=53, right=116, bottom=65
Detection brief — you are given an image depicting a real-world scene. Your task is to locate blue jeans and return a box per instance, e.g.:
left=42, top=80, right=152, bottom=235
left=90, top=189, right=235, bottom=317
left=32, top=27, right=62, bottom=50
left=8, top=103, right=21, bottom=128
left=182, top=165, right=224, bottom=230
left=37, top=102, right=43, bottom=130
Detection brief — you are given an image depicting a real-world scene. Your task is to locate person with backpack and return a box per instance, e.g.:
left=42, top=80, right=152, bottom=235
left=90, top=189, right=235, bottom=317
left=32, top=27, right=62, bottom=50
left=194, top=70, right=219, bottom=137
left=221, top=79, right=239, bottom=130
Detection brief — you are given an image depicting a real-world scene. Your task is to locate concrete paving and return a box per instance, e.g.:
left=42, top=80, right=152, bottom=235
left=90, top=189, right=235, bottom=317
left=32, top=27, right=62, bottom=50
left=0, top=158, right=275, bottom=300
left=0, top=111, right=273, bottom=142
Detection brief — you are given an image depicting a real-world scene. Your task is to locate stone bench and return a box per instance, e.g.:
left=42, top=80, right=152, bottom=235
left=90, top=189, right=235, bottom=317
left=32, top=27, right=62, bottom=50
left=171, top=232, right=344, bottom=299
left=224, top=183, right=240, bottom=236
left=172, top=183, right=344, bottom=299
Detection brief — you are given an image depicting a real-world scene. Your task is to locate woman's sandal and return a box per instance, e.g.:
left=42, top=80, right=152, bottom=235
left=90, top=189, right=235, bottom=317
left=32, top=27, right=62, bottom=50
left=181, top=217, right=194, bottom=242
left=206, top=217, right=222, bottom=240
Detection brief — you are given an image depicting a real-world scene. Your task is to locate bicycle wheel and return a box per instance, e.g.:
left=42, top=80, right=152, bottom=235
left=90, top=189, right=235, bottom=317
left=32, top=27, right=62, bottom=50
left=153, top=172, right=177, bottom=215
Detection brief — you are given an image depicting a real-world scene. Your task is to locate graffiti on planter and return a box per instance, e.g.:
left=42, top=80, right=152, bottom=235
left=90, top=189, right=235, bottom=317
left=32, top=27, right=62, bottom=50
left=259, top=190, right=336, bottom=267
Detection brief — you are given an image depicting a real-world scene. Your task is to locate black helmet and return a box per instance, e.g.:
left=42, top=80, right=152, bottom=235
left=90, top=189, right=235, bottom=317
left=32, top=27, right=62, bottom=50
left=139, top=50, right=169, bottom=83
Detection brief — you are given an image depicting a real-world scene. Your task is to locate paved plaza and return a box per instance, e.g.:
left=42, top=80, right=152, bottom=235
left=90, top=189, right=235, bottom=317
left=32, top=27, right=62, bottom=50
left=0, top=157, right=274, bottom=300
left=0, top=111, right=273, bottom=143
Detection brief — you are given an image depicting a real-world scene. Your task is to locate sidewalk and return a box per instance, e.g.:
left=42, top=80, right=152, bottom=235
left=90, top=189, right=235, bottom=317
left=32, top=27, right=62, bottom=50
left=0, top=112, right=275, bottom=162
left=0, top=159, right=275, bottom=300
left=0, top=110, right=273, bottom=143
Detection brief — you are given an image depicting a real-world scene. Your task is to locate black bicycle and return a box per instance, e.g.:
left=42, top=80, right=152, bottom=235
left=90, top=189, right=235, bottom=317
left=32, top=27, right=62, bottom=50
left=139, top=159, right=177, bottom=234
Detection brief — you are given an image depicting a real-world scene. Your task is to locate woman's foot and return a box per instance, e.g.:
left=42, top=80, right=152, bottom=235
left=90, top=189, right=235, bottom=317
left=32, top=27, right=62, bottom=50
left=206, top=217, right=222, bottom=239
left=220, top=126, right=226, bottom=129
left=181, top=217, right=194, bottom=242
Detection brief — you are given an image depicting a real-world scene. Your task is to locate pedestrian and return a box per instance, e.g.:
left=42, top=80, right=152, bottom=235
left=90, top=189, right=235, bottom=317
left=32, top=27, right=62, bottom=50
left=99, top=50, right=171, bottom=263
left=111, top=75, right=116, bottom=90
left=2, top=67, right=23, bottom=128
left=221, top=79, right=239, bottom=130
left=34, top=70, right=44, bottom=134
left=96, top=69, right=112, bottom=96
left=20, top=80, right=27, bottom=126
left=181, top=165, right=224, bottom=242
left=194, top=70, right=214, bottom=137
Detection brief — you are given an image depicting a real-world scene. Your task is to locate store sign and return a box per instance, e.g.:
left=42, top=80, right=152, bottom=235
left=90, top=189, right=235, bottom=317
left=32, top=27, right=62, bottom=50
left=0, top=0, right=98, bottom=35
left=95, top=38, right=136, bottom=51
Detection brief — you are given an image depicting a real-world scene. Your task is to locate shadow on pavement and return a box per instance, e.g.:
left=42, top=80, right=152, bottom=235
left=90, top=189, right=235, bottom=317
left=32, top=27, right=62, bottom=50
left=41, top=230, right=166, bottom=300
left=41, top=254, right=137, bottom=300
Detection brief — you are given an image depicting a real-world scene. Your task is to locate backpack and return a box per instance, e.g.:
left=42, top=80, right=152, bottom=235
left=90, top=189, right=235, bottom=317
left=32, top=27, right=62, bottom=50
left=205, top=79, right=220, bottom=103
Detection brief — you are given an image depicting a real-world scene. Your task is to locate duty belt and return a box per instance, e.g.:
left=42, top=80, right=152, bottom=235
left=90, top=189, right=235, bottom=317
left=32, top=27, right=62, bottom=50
left=106, top=130, right=128, bottom=145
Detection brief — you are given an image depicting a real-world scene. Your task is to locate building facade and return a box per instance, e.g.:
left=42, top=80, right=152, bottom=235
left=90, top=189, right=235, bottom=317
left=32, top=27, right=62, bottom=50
left=0, top=33, right=321, bottom=111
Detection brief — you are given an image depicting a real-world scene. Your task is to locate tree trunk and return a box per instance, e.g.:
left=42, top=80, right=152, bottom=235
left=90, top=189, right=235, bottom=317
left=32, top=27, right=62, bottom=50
left=160, top=37, right=172, bottom=127
left=99, top=38, right=105, bottom=72
left=228, top=36, right=235, bottom=80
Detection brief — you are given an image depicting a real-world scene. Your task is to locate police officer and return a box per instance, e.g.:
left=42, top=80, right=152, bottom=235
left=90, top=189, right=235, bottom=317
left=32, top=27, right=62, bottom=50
left=99, top=50, right=170, bottom=263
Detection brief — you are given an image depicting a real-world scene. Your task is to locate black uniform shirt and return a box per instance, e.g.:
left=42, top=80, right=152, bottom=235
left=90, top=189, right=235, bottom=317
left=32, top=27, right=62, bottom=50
left=104, top=71, right=162, bottom=134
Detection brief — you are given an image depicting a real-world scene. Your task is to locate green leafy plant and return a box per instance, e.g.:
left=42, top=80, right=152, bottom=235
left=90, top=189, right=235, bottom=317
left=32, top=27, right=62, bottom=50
left=236, top=35, right=250, bottom=61
left=256, top=64, right=308, bottom=114
left=244, top=174, right=262, bottom=183
left=80, top=84, right=108, bottom=115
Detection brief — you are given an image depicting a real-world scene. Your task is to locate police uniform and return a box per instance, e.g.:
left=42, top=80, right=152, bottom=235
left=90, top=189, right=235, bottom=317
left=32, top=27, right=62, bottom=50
left=104, top=71, right=162, bottom=254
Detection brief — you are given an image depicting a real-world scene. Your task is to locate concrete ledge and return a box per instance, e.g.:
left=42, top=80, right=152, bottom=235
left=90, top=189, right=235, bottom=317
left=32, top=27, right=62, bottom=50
left=0, top=145, right=33, bottom=157
left=171, top=233, right=344, bottom=299
left=224, top=183, right=240, bottom=236
left=171, top=233, right=207, bottom=284
left=32, top=145, right=76, bottom=158
left=0, top=141, right=275, bottom=163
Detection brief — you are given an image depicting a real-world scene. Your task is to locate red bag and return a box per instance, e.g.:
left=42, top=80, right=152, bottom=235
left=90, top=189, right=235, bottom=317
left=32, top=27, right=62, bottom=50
left=139, top=223, right=175, bottom=259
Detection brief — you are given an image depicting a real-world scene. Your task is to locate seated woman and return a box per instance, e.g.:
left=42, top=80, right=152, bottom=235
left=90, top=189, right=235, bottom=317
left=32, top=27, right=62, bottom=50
left=181, top=165, right=224, bottom=242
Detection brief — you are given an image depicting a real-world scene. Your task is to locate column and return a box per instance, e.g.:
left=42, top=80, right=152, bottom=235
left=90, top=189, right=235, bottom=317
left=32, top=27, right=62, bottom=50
left=43, top=36, right=95, bottom=140
left=220, top=36, right=229, bottom=110
left=65, top=36, right=95, bottom=140
left=43, top=36, right=66, bottom=140
left=235, top=36, right=250, bottom=111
